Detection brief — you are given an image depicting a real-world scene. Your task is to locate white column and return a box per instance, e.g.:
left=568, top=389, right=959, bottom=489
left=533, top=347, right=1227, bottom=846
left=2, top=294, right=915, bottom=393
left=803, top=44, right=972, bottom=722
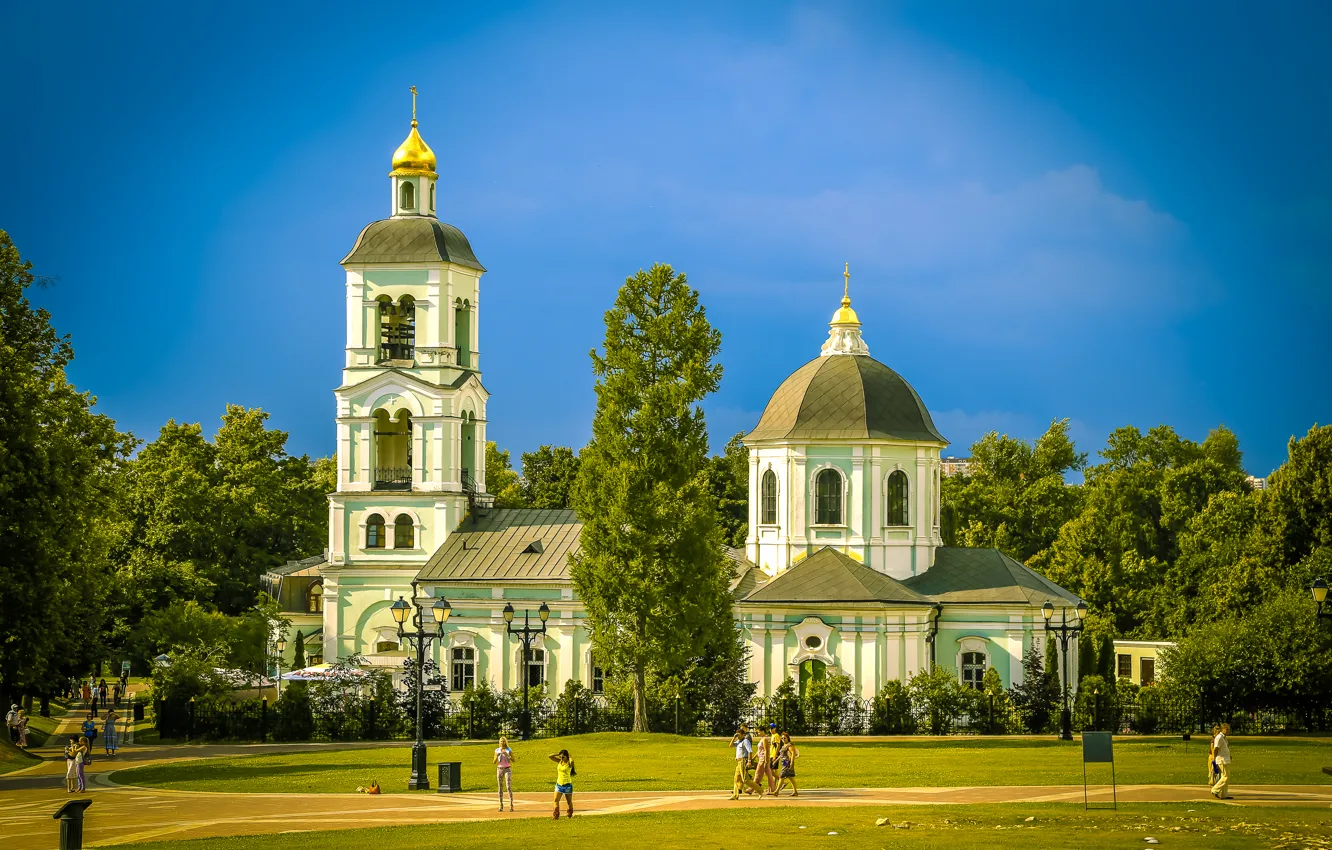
left=904, top=628, right=923, bottom=678
left=768, top=626, right=788, bottom=693
left=487, top=621, right=507, bottom=691
left=1006, top=630, right=1026, bottom=687
left=884, top=628, right=902, bottom=683
left=747, top=623, right=765, bottom=694
left=859, top=629, right=877, bottom=698
left=850, top=454, right=865, bottom=546
left=556, top=624, right=575, bottom=689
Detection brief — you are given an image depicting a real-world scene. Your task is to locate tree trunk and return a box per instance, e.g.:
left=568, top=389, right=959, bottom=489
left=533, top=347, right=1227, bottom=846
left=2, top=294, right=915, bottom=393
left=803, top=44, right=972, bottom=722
left=632, top=663, right=649, bottom=732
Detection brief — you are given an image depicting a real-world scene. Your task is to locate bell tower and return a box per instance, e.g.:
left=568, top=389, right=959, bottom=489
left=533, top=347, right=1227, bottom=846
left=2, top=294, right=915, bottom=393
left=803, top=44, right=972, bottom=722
left=320, top=87, right=491, bottom=664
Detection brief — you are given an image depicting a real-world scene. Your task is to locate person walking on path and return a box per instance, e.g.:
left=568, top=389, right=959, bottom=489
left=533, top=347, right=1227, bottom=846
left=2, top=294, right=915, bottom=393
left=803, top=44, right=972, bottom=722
left=1207, top=724, right=1221, bottom=786
left=548, top=748, right=576, bottom=819
left=751, top=725, right=773, bottom=798
left=63, top=736, right=80, bottom=793
left=98, top=678, right=109, bottom=708
left=765, top=724, right=782, bottom=794
left=5, top=704, right=19, bottom=744
left=103, top=709, right=120, bottom=755
left=81, top=714, right=98, bottom=752
left=775, top=732, right=800, bottom=797
left=1211, top=723, right=1232, bottom=799
left=15, top=710, right=29, bottom=748
left=112, top=681, right=122, bottom=706
left=729, top=724, right=759, bottom=799
left=494, top=736, right=515, bottom=812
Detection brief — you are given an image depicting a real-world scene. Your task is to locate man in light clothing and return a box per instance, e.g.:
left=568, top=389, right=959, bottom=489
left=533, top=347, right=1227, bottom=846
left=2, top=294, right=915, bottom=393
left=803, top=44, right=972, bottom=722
left=729, top=724, right=757, bottom=799
left=1211, top=723, right=1232, bottom=799
left=5, top=705, right=19, bottom=745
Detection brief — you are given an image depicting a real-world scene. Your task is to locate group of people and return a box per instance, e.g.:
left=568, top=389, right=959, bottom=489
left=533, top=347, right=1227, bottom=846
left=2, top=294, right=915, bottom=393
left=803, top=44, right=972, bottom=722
left=5, top=704, right=30, bottom=748
left=63, top=735, right=93, bottom=792
left=488, top=736, right=578, bottom=819
left=729, top=722, right=800, bottom=800
left=80, top=709, right=122, bottom=757
left=75, top=675, right=126, bottom=718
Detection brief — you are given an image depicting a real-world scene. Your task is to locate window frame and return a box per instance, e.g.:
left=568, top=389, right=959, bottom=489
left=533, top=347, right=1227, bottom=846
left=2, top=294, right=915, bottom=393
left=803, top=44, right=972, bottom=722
left=365, top=514, right=386, bottom=549
left=306, top=582, right=324, bottom=614
left=393, top=514, right=415, bottom=549
left=960, top=651, right=987, bottom=690
left=813, top=468, right=844, bottom=526
left=1117, top=653, right=1132, bottom=679
left=450, top=646, right=476, bottom=692
left=1140, top=657, right=1155, bottom=685
left=524, top=647, right=546, bottom=688
left=885, top=469, right=910, bottom=526
left=760, top=469, right=778, bottom=525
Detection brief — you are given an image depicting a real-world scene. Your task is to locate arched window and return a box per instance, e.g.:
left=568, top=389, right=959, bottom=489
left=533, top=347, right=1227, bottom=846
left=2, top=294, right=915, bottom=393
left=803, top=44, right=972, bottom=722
left=523, top=648, right=545, bottom=688
left=886, top=470, right=909, bottom=526
left=373, top=409, right=412, bottom=490
left=814, top=469, right=843, bottom=525
left=450, top=646, right=475, bottom=691
left=365, top=513, right=385, bottom=548
left=400, top=180, right=415, bottom=210
left=378, top=296, right=415, bottom=362
left=394, top=514, right=415, bottom=549
left=961, top=651, right=987, bottom=690
left=760, top=469, right=778, bottom=525
left=306, top=582, right=324, bottom=613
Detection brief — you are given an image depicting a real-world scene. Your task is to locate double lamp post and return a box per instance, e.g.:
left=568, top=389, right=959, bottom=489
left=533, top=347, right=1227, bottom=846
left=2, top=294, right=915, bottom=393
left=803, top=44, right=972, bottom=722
left=390, top=581, right=451, bottom=791
left=503, top=601, right=549, bottom=741
left=1042, top=599, right=1088, bottom=742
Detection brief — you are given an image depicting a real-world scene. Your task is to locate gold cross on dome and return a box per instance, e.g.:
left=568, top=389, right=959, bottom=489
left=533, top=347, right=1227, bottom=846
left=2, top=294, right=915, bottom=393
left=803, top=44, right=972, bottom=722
left=843, top=262, right=850, bottom=299
left=410, top=86, right=418, bottom=122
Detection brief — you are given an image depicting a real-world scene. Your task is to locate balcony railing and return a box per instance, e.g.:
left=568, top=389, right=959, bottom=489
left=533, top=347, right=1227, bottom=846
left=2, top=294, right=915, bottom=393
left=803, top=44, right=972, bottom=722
left=378, top=343, right=414, bottom=363
left=373, top=468, right=412, bottom=491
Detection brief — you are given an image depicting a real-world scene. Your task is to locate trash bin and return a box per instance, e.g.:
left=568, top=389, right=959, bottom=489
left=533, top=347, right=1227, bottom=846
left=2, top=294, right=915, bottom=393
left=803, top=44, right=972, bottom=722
left=132, top=703, right=145, bottom=722
left=437, top=762, right=462, bottom=793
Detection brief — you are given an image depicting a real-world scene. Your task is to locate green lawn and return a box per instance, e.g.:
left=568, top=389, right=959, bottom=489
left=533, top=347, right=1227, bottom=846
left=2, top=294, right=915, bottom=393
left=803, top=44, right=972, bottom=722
left=0, top=740, right=39, bottom=774
left=120, top=804, right=1332, bottom=850
left=112, top=733, right=1332, bottom=794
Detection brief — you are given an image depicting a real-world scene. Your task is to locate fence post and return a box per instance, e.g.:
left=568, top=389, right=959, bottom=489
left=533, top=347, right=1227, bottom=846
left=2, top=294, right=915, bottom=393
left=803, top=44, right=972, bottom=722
left=368, top=700, right=376, bottom=740
left=261, top=697, right=268, bottom=743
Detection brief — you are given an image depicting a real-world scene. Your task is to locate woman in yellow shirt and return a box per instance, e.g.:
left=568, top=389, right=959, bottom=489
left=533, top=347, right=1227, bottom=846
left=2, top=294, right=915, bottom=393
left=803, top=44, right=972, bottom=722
left=548, top=749, right=576, bottom=819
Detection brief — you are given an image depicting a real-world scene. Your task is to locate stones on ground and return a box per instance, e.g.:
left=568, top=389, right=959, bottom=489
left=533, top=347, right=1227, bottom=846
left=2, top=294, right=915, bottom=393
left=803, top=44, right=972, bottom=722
left=875, top=818, right=889, bottom=827
left=827, top=831, right=839, bottom=835
left=1024, top=816, right=1035, bottom=822
left=1145, top=838, right=1159, bottom=844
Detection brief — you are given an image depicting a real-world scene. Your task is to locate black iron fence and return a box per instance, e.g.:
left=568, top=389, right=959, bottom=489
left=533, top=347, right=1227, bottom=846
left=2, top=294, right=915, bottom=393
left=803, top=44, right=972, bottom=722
left=157, top=691, right=1332, bottom=743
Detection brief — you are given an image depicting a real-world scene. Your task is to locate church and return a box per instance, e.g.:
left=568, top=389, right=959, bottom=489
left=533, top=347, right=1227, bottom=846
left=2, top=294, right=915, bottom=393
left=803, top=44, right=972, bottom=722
left=266, top=101, right=1084, bottom=700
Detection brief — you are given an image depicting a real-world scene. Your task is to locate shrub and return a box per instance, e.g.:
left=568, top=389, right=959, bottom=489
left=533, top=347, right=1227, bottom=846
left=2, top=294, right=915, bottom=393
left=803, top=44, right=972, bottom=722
left=803, top=671, right=855, bottom=733
left=870, top=680, right=915, bottom=734
left=273, top=681, right=314, bottom=741
left=908, top=665, right=971, bottom=734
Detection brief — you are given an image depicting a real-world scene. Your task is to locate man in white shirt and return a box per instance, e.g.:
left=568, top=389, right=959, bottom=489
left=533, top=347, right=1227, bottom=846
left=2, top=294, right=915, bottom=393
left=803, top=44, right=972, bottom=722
left=729, top=724, right=756, bottom=799
left=5, top=705, right=19, bottom=745
left=1211, top=723, right=1232, bottom=799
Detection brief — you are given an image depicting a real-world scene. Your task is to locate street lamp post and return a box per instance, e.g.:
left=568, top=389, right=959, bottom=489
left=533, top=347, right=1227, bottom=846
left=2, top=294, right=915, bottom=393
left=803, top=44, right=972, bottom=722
left=1042, top=599, right=1088, bottom=741
left=274, top=636, right=286, bottom=698
left=1313, top=578, right=1330, bottom=621
left=502, top=602, right=549, bottom=741
left=390, top=581, right=452, bottom=791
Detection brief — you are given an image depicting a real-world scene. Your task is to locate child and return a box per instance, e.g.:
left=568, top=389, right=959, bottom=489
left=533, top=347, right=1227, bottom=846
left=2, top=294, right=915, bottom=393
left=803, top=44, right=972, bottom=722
left=548, top=748, right=576, bottom=819
left=75, top=737, right=89, bottom=792
left=494, top=736, right=515, bottom=812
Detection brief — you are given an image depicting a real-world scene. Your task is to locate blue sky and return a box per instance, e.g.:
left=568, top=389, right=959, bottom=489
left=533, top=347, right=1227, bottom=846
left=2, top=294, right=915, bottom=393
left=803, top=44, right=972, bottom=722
left=2, top=2, right=1328, bottom=476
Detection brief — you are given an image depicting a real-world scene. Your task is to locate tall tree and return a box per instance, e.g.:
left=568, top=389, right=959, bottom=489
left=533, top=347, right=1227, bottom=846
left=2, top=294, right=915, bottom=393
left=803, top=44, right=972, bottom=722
left=570, top=263, right=732, bottom=732
left=485, top=441, right=528, bottom=507
left=0, top=231, right=134, bottom=704
left=704, top=432, right=749, bottom=548
left=520, top=445, right=581, bottom=509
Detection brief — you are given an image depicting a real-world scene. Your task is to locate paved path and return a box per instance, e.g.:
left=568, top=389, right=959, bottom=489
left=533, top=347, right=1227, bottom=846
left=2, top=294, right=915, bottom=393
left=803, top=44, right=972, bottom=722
left=3, top=743, right=1330, bottom=849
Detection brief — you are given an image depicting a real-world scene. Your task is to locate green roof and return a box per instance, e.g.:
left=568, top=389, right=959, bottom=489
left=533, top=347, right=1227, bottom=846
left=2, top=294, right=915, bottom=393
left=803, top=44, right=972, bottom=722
left=342, top=218, right=486, bottom=270
left=744, top=355, right=946, bottom=443
left=416, top=508, right=580, bottom=583
left=903, top=546, right=1083, bottom=606
left=741, top=547, right=932, bottom=605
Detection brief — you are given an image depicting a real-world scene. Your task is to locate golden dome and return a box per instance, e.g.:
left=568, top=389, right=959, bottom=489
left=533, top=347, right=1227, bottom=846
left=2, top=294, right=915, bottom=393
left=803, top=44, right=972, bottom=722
left=391, top=119, right=438, bottom=178
left=830, top=295, right=861, bottom=326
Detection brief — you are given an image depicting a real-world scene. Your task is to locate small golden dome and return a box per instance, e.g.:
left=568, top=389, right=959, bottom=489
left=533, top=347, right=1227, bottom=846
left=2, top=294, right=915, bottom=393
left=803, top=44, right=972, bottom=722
left=830, top=295, right=861, bottom=326
left=391, top=119, right=438, bottom=178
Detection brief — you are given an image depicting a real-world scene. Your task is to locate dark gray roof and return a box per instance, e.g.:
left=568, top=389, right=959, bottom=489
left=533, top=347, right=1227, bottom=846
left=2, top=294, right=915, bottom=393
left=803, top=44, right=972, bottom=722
left=726, top=548, right=768, bottom=598
left=744, top=355, right=946, bottom=443
left=903, top=546, right=1083, bottom=606
left=342, top=218, right=486, bottom=270
left=416, top=509, right=580, bottom=583
left=741, top=547, right=932, bottom=605
left=266, top=555, right=326, bottom=579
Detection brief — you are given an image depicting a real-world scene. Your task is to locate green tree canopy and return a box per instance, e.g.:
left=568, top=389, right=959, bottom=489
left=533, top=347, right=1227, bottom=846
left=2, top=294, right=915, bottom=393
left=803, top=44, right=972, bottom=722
left=520, top=444, right=581, bottom=509
left=570, top=263, right=733, bottom=731
left=0, top=231, right=134, bottom=703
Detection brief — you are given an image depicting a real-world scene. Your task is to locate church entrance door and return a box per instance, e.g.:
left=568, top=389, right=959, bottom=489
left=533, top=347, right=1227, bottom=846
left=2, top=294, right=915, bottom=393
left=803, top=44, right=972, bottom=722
left=798, top=659, right=826, bottom=698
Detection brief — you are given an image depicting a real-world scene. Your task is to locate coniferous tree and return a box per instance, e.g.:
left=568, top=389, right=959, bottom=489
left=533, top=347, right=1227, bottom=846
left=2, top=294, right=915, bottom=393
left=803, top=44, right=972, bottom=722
left=291, top=630, right=306, bottom=671
left=570, top=264, right=732, bottom=732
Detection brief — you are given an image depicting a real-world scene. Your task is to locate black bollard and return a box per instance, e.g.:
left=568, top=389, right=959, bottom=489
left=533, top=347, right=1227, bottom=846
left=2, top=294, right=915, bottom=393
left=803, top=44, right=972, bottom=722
left=53, top=799, right=93, bottom=849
